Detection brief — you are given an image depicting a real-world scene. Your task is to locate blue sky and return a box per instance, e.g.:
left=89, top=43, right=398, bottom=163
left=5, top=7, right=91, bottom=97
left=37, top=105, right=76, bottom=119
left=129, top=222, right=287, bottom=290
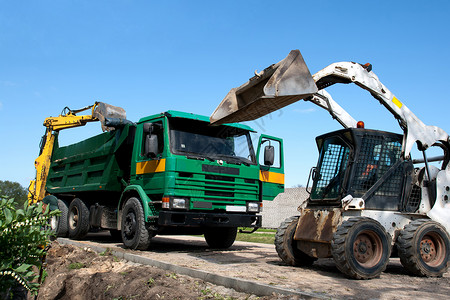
left=1, top=1, right=450, bottom=189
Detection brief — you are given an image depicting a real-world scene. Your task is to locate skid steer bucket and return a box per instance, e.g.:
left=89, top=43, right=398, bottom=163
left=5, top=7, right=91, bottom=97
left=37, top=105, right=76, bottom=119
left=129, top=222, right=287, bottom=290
left=94, top=102, right=127, bottom=132
left=210, top=49, right=318, bottom=125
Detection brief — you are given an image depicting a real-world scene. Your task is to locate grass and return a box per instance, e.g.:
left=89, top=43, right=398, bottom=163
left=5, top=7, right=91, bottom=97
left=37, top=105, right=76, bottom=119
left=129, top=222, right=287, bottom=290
left=192, top=227, right=277, bottom=244
left=235, top=227, right=275, bottom=244
left=68, top=262, right=86, bottom=270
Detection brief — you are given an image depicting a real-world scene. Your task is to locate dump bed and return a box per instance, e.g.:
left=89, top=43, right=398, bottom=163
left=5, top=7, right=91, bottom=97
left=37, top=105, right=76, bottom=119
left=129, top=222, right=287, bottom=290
left=46, top=124, right=134, bottom=194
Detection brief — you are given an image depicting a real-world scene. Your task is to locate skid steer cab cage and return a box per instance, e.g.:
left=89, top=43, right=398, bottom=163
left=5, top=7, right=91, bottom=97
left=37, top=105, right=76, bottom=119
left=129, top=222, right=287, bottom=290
left=210, top=50, right=318, bottom=125
left=308, top=127, right=410, bottom=211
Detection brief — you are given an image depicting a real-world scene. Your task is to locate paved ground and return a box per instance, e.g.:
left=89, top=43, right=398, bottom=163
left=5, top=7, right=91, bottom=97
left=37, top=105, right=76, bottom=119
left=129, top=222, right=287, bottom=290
left=59, top=232, right=450, bottom=299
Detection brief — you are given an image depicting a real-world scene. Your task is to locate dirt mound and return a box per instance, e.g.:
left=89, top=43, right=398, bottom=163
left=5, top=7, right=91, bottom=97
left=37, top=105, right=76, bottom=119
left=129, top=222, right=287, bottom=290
left=37, top=242, right=297, bottom=300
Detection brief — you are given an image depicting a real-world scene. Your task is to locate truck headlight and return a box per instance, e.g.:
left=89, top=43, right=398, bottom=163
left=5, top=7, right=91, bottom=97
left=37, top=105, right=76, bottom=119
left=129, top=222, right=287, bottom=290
left=162, top=197, right=190, bottom=209
left=172, top=198, right=188, bottom=209
left=247, top=202, right=260, bottom=212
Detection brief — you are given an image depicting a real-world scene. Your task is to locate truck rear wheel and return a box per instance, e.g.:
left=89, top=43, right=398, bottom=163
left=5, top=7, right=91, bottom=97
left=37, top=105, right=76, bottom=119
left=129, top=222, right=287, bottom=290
left=331, top=217, right=391, bottom=279
left=54, top=199, right=69, bottom=237
left=121, top=197, right=151, bottom=250
left=204, top=227, right=237, bottom=249
left=397, top=219, right=450, bottom=277
left=275, top=216, right=317, bottom=267
left=68, top=198, right=90, bottom=239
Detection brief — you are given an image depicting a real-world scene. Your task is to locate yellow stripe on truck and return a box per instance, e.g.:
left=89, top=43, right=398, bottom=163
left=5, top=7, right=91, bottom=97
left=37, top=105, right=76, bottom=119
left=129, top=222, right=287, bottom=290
left=259, top=170, right=285, bottom=184
left=136, top=159, right=166, bottom=175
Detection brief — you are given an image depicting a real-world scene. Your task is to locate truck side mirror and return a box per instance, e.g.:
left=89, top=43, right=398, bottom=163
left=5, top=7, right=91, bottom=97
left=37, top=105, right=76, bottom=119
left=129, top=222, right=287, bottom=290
left=143, top=123, right=153, bottom=134
left=145, top=134, right=159, bottom=158
left=264, top=145, right=274, bottom=166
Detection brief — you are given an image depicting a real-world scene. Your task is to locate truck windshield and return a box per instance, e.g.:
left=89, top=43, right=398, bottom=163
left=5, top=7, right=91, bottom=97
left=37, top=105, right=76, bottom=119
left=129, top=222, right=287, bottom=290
left=169, top=117, right=256, bottom=165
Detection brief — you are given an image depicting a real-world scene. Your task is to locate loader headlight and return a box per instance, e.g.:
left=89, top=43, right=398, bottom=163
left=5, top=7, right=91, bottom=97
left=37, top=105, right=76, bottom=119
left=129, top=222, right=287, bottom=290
left=247, top=202, right=260, bottom=212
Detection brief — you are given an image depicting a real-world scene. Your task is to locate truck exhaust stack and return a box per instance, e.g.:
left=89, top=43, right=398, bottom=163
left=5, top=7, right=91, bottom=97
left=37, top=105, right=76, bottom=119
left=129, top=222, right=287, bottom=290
left=210, top=50, right=318, bottom=125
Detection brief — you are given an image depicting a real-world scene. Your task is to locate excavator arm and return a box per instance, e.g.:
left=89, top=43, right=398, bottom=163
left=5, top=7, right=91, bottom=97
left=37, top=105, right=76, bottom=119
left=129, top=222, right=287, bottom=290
left=28, top=102, right=126, bottom=204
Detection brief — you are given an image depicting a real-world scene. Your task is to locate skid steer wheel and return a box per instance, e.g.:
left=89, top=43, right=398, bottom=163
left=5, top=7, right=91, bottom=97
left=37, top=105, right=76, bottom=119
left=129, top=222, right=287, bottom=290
left=204, top=227, right=237, bottom=249
left=331, top=217, right=391, bottom=279
left=397, top=219, right=450, bottom=277
left=68, top=198, right=90, bottom=239
left=275, top=216, right=317, bottom=267
left=121, top=197, right=151, bottom=250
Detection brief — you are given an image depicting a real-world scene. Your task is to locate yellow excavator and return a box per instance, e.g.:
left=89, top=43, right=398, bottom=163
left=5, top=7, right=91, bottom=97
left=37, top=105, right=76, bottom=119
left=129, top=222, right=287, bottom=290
left=28, top=102, right=126, bottom=205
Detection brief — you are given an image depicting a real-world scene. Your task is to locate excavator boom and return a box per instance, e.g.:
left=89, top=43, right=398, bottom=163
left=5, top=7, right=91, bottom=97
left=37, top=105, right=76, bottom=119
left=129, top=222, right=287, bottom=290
left=28, top=102, right=127, bottom=204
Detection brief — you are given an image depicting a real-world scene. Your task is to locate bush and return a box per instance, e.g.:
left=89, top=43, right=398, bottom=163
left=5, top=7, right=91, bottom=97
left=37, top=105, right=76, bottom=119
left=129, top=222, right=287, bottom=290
left=0, top=194, right=59, bottom=298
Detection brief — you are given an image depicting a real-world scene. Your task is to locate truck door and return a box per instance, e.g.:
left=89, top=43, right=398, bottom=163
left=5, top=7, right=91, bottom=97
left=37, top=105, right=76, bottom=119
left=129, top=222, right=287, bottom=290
left=135, top=120, right=166, bottom=194
left=256, top=135, right=284, bottom=200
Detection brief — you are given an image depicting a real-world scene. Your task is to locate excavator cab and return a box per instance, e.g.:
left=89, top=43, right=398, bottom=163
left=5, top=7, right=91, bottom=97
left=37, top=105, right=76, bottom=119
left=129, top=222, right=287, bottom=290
left=307, top=127, right=414, bottom=211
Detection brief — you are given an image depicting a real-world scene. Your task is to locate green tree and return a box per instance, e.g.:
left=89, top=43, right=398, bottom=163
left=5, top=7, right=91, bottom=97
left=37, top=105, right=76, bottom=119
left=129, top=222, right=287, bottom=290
left=0, top=180, right=28, bottom=208
left=0, top=194, right=59, bottom=298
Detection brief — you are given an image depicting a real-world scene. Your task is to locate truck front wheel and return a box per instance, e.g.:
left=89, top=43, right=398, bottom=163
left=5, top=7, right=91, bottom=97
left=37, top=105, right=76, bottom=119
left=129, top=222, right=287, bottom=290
left=397, top=219, right=450, bottom=277
left=204, top=227, right=237, bottom=249
left=121, top=197, right=151, bottom=250
left=68, top=198, right=90, bottom=239
left=331, top=217, right=391, bottom=279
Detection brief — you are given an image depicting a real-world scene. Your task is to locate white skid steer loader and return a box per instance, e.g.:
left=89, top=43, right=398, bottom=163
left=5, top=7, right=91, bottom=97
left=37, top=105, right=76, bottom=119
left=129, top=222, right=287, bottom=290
left=210, top=50, right=450, bottom=279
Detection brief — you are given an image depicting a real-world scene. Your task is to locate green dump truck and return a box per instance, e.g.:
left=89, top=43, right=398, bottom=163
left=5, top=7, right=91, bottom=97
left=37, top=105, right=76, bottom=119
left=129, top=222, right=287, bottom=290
left=46, top=110, right=284, bottom=249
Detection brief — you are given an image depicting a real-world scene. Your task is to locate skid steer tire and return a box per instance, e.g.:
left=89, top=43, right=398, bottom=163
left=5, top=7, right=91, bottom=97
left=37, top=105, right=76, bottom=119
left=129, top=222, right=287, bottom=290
left=397, top=219, right=450, bottom=277
left=275, top=216, right=317, bottom=267
left=68, top=198, right=90, bottom=240
left=54, top=199, right=69, bottom=237
left=204, top=227, right=237, bottom=249
left=331, top=217, right=391, bottom=279
left=121, top=197, right=151, bottom=250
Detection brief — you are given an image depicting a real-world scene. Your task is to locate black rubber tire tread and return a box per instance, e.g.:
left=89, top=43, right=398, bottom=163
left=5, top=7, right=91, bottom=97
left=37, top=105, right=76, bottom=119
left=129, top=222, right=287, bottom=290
left=396, top=219, right=450, bottom=277
left=56, top=199, right=69, bottom=237
left=121, top=197, right=151, bottom=250
left=109, top=229, right=122, bottom=241
left=68, top=198, right=90, bottom=240
left=331, top=217, right=391, bottom=280
left=274, top=216, right=317, bottom=267
left=204, top=227, right=237, bottom=249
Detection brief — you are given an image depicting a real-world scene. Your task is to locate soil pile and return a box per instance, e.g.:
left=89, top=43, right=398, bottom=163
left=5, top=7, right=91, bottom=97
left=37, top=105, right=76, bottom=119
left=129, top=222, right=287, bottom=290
left=36, top=242, right=300, bottom=300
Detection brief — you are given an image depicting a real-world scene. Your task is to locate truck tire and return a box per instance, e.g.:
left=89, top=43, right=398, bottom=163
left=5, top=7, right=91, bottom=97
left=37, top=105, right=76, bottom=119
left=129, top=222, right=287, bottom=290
left=121, top=197, right=151, bottom=250
left=331, top=217, right=391, bottom=279
left=397, top=219, right=450, bottom=277
left=204, top=227, right=237, bottom=249
left=68, top=198, right=90, bottom=239
left=109, top=229, right=122, bottom=241
left=54, top=199, right=69, bottom=237
left=275, top=216, right=316, bottom=267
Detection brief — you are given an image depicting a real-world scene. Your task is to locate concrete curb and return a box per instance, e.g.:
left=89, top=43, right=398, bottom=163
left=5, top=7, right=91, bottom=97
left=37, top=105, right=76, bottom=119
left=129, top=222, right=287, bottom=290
left=58, top=238, right=330, bottom=299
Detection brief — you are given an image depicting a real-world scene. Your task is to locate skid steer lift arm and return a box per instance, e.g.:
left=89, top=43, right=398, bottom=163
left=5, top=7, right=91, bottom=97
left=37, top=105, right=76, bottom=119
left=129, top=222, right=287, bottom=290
left=28, top=102, right=126, bottom=205
left=312, top=61, right=449, bottom=158
left=210, top=50, right=450, bottom=159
